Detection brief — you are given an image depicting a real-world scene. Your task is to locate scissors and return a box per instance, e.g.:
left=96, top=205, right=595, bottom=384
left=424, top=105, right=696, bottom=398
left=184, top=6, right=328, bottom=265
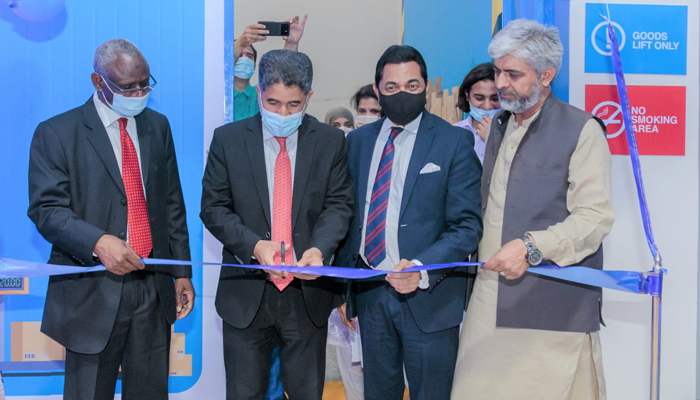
left=280, top=241, right=287, bottom=278
left=280, top=241, right=286, bottom=266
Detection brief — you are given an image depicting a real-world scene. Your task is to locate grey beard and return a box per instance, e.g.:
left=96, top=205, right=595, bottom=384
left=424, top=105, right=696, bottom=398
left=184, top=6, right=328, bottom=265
left=498, top=82, right=543, bottom=114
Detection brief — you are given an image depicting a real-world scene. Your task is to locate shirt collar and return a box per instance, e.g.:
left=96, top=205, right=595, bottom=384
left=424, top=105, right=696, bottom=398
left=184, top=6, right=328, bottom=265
left=235, top=84, right=257, bottom=97
left=92, top=92, right=135, bottom=129
left=510, top=109, right=541, bottom=130
left=381, top=111, right=423, bottom=135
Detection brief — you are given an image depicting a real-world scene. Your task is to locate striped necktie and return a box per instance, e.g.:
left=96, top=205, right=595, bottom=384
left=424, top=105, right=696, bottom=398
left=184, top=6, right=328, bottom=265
left=364, top=126, right=403, bottom=267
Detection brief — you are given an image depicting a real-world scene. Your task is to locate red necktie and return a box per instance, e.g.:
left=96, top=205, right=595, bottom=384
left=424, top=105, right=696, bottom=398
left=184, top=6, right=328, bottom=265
left=271, top=137, right=293, bottom=291
left=118, top=118, right=152, bottom=258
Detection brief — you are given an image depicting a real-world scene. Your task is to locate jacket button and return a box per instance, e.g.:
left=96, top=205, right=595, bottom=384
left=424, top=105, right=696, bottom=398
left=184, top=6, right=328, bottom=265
left=352, top=254, right=358, bottom=261
left=119, top=232, right=126, bottom=239
left=121, top=198, right=127, bottom=205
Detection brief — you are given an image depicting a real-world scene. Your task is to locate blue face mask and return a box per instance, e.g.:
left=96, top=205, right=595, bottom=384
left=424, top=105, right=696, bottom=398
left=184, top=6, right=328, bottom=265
left=102, top=83, right=149, bottom=117
left=234, top=57, right=255, bottom=79
left=469, top=104, right=502, bottom=122
left=260, top=95, right=309, bottom=138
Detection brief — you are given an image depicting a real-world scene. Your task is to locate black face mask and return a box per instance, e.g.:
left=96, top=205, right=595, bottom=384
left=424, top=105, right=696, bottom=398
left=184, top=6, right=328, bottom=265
left=377, top=89, right=427, bottom=126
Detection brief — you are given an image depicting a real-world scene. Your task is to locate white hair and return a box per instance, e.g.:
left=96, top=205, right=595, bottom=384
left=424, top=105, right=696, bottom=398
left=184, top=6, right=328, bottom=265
left=488, top=19, right=563, bottom=74
left=93, top=39, right=142, bottom=73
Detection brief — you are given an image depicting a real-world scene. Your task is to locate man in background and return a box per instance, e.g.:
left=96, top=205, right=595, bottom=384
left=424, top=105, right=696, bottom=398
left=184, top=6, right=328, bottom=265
left=233, top=15, right=308, bottom=121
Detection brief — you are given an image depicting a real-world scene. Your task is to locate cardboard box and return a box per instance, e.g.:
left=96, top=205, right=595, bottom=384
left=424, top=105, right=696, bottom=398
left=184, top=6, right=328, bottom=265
left=169, top=354, right=192, bottom=376
left=11, top=321, right=65, bottom=361
left=169, top=328, right=192, bottom=376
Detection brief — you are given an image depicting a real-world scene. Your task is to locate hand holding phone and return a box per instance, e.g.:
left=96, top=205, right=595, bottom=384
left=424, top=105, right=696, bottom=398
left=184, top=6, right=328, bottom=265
left=258, top=21, right=290, bottom=37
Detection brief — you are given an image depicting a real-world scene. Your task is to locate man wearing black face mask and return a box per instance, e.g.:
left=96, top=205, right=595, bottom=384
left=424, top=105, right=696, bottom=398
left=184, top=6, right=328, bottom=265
left=336, top=45, right=483, bottom=400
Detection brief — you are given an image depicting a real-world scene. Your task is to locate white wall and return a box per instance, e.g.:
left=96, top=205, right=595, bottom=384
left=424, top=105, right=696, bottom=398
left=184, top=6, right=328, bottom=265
left=570, top=1, right=699, bottom=399
left=233, top=0, right=402, bottom=122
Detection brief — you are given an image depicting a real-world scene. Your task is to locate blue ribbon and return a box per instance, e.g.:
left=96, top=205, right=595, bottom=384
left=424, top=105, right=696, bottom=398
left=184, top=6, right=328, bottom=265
left=606, top=16, right=660, bottom=260
left=0, top=257, right=663, bottom=297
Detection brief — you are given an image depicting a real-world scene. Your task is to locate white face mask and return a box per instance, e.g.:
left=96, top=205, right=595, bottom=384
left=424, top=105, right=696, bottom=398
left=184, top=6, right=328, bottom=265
left=338, top=126, right=353, bottom=136
left=102, top=83, right=149, bottom=117
left=356, top=115, right=380, bottom=127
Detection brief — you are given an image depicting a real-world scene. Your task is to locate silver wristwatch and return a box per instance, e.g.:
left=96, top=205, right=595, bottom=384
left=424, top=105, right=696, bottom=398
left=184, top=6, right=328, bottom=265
left=522, top=235, right=543, bottom=266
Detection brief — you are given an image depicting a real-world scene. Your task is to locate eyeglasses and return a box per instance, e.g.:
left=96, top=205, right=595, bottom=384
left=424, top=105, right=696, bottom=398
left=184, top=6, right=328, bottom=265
left=95, top=70, right=157, bottom=96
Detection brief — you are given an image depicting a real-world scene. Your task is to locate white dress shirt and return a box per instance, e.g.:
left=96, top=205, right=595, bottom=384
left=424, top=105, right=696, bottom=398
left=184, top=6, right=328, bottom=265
left=92, top=92, right=144, bottom=182
left=360, top=114, right=429, bottom=288
left=262, top=125, right=298, bottom=263
left=453, top=116, right=485, bottom=164
left=92, top=92, right=146, bottom=245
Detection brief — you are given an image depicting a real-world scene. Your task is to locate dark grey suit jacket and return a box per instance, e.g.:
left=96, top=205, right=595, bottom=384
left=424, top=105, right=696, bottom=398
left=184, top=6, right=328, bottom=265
left=27, top=98, right=192, bottom=354
left=200, top=114, right=354, bottom=329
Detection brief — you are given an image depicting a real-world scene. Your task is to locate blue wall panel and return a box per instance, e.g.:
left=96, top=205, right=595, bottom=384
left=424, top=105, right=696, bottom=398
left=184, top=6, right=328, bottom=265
left=403, top=0, right=493, bottom=91
left=503, top=0, right=570, bottom=102
left=0, top=0, right=204, bottom=395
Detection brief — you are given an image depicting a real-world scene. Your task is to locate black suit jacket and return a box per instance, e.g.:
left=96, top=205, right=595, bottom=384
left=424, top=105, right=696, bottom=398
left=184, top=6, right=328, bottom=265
left=27, top=98, right=192, bottom=354
left=200, top=114, right=354, bottom=329
left=337, top=112, right=483, bottom=333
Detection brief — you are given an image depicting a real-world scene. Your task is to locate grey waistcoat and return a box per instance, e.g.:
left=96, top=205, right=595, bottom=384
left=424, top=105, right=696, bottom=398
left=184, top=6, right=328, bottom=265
left=481, top=93, right=606, bottom=333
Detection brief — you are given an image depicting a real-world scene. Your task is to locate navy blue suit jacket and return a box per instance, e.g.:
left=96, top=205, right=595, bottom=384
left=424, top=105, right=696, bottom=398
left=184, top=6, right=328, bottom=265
left=337, top=111, right=483, bottom=333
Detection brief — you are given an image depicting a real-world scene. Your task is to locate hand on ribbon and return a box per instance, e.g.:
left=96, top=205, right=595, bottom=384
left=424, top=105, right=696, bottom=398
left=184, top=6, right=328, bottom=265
left=254, top=240, right=291, bottom=279
left=292, top=247, right=322, bottom=280
left=94, top=234, right=144, bottom=275
left=386, top=259, right=421, bottom=294
left=482, top=238, right=529, bottom=280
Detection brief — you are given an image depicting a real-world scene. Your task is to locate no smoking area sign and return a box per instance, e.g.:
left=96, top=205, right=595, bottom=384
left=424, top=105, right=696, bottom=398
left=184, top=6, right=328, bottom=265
left=585, top=85, right=686, bottom=155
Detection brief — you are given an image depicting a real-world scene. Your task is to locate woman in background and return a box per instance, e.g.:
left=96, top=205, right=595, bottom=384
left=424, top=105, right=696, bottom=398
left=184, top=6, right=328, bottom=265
left=325, top=107, right=355, bottom=136
left=454, top=63, right=502, bottom=164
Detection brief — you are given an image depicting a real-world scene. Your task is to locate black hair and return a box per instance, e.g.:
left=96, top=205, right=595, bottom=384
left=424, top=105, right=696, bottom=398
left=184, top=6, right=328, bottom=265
left=233, top=40, right=258, bottom=64
left=374, top=45, right=428, bottom=88
left=351, top=84, right=378, bottom=110
left=457, top=62, right=496, bottom=113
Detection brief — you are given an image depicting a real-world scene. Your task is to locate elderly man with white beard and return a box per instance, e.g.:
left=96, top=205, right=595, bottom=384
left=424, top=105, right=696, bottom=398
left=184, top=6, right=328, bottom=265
left=450, top=19, right=615, bottom=400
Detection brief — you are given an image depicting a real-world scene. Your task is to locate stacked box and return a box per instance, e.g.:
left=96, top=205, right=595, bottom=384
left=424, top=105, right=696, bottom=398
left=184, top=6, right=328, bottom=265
left=11, top=321, right=65, bottom=361
left=169, top=327, right=192, bottom=376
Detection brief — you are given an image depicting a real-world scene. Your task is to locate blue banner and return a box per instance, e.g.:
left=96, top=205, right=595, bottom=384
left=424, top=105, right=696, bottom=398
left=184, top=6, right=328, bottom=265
left=585, top=3, right=687, bottom=75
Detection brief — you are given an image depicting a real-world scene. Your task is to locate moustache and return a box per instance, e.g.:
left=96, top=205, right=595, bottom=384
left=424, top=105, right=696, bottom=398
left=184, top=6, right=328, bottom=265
left=498, top=89, right=517, bottom=97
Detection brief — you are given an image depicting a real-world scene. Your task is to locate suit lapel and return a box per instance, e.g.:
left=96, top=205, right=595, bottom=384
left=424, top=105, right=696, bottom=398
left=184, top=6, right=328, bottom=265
left=292, top=116, right=317, bottom=231
left=83, top=99, right=126, bottom=196
left=246, top=117, right=272, bottom=229
left=399, top=112, right=435, bottom=221
left=135, top=113, right=151, bottom=187
left=358, top=118, right=384, bottom=221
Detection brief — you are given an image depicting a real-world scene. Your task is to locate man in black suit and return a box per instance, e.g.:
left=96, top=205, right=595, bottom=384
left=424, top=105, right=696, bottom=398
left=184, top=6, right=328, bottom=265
left=201, top=49, right=353, bottom=400
left=27, top=38, right=194, bottom=400
left=336, top=45, right=483, bottom=400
